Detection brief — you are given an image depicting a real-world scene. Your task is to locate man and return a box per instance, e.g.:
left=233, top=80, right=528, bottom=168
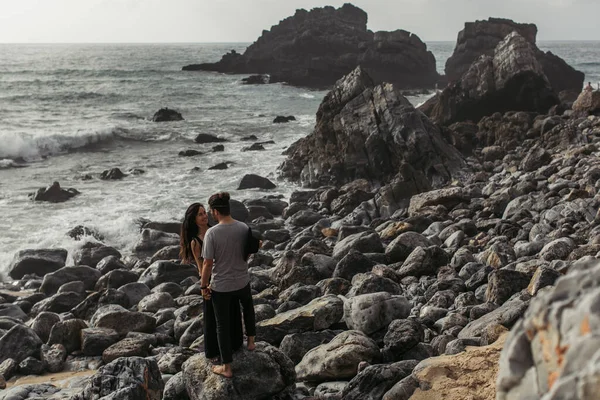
left=200, top=192, right=256, bottom=378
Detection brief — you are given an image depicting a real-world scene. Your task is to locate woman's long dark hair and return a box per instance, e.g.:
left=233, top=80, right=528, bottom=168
left=180, top=202, right=205, bottom=264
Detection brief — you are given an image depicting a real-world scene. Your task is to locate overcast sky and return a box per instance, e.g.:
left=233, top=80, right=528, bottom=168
left=0, top=0, right=598, bottom=43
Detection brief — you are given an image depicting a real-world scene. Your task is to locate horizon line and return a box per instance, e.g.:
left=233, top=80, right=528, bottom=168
left=0, top=39, right=599, bottom=45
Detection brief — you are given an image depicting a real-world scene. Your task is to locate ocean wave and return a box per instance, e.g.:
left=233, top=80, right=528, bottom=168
left=0, top=159, right=28, bottom=169
left=0, top=128, right=121, bottom=160
left=0, top=91, right=123, bottom=104
left=578, top=62, right=600, bottom=67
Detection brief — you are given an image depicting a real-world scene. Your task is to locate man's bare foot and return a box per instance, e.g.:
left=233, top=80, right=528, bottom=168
left=247, top=337, right=256, bottom=351
left=212, top=364, right=232, bottom=378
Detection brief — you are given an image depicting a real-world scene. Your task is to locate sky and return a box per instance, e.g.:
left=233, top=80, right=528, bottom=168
left=0, top=0, right=597, bottom=43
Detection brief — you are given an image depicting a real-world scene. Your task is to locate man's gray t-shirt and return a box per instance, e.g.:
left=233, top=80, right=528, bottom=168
left=201, top=220, right=250, bottom=292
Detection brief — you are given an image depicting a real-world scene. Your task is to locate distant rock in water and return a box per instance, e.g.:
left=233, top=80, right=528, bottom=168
left=212, top=144, right=224, bottom=152
left=182, top=4, right=439, bottom=89
left=29, top=182, right=80, bottom=203
left=420, top=32, right=559, bottom=126
left=241, top=135, right=258, bottom=141
left=8, top=249, right=68, bottom=280
left=279, top=66, right=465, bottom=189
left=178, top=149, right=203, bottom=157
left=238, top=174, right=277, bottom=190
left=208, top=162, right=231, bottom=170
left=242, top=74, right=270, bottom=84
left=67, top=225, right=105, bottom=241
left=194, top=133, right=228, bottom=144
left=242, top=143, right=265, bottom=152
left=152, top=108, right=184, bottom=122
left=274, top=116, right=296, bottom=123
left=100, top=168, right=126, bottom=180
left=445, top=17, right=584, bottom=93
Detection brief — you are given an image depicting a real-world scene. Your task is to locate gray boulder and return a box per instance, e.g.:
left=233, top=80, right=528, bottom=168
left=0, top=325, right=42, bottom=364
left=40, top=265, right=102, bottom=295
left=72, top=242, right=121, bottom=268
left=343, top=292, right=411, bottom=335
left=91, top=305, right=156, bottom=336
left=138, top=261, right=198, bottom=289
left=8, top=249, right=67, bottom=280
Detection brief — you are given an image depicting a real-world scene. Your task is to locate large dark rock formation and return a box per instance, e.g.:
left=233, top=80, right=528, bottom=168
left=279, top=66, right=465, bottom=189
left=445, top=18, right=584, bottom=93
left=420, top=32, right=559, bottom=126
left=182, top=4, right=438, bottom=89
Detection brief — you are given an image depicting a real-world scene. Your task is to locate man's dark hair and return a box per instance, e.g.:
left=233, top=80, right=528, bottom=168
left=208, top=192, right=231, bottom=216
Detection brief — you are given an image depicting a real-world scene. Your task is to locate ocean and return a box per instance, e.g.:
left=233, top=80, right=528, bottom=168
left=0, top=41, right=598, bottom=276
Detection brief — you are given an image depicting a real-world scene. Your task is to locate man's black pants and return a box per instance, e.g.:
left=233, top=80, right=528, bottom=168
left=211, top=283, right=257, bottom=364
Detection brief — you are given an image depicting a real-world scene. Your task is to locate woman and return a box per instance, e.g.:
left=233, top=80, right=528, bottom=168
left=180, top=202, right=243, bottom=363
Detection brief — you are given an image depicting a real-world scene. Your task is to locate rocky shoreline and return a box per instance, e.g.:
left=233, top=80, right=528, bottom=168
left=2, top=10, right=600, bottom=400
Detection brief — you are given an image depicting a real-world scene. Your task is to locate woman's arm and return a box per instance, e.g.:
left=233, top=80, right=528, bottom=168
left=191, top=240, right=203, bottom=276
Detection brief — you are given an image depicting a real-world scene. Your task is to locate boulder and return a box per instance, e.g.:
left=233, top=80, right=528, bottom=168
left=67, top=225, right=105, bottom=241
left=138, top=260, right=198, bottom=289
left=242, top=74, right=269, bottom=84
left=0, top=304, right=28, bottom=322
left=182, top=343, right=296, bottom=400
left=29, top=181, right=80, bottom=203
left=81, top=327, right=120, bottom=356
left=497, top=261, right=600, bottom=399
left=341, top=360, right=418, bottom=400
left=19, top=356, right=45, bottom=375
left=459, top=293, right=530, bottom=338
left=95, top=269, right=139, bottom=291
left=8, top=248, right=68, bottom=279
left=40, top=265, right=102, bottom=295
left=280, top=330, right=340, bottom=365
left=78, top=356, right=164, bottom=400
left=0, top=325, right=42, bottom=364
left=179, top=149, right=203, bottom=157
left=47, top=318, right=88, bottom=354
left=72, top=242, right=121, bottom=269
left=485, top=269, right=531, bottom=305
left=343, top=292, right=411, bottom=335
left=134, top=229, right=179, bottom=255
left=385, top=233, right=434, bottom=264
left=280, top=66, right=465, bottom=188
left=408, top=187, right=473, bottom=216
left=102, top=338, right=151, bottom=363
left=332, top=231, right=384, bottom=260
left=41, top=343, right=66, bottom=373
left=152, top=107, right=184, bottom=122
left=273, top=116, right=296, bottom=123
left=573, top=90, right=600, bottom=116
left=256, top=295, right=344, bottom=345
left=183, top=4, right=439, bottom=89
left=194, top=133, right=227, bottom=144
left=444, top=18, right=583, bottom=93
left=100, top=168, right=126, bottom=180
left=421, top=32, right=559, bottom=126
left=29, top=312, right=61, bottom=343
left=295, top=330, right=380, bottom=383
left=383, top=319, right=424, bottom=361
left=118, top=282, right=152, bottom=307
left=138, top=292, right=176, bottom=313
left=237, top=174, right=276, bottom=190
left=91, top=305, right=156, bottom=336
left=30, top=291, right=85, bottom=315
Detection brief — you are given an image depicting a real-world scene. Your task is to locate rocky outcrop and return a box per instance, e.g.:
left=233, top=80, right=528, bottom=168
left=445, top=18, right=583, bottom=93
left=152, top=107, right=184, bottom=122
left=497, top=260, right=600, bottom=400
left=280, top=66, right=465, bottom=189
left=29, top=181, right=80, bottom=203
left=421, top=32, right=559, bottom=125
left=182, top=4, right=439, bottom=89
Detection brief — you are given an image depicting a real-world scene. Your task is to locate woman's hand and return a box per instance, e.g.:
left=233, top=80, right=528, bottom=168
left=201, top=286, right=212, bottom=300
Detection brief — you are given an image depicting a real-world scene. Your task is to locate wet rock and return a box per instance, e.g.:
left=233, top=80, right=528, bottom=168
left=100, top=167, right=126, bottom=180
left=41, top=343, right=66, bottom=373
left=0, top=359, right=17, bottom=381
left=134, top=229, right=179, bottom=255
left=8, top=248, right=68, bottom=280
left=67, top=225, right=105, bottom=241
left=30, top=291, right=85, bottom=315
left=208, top=162, right=229, bottom=170
left=296, top=330, right=380, bottom=383
left=179, top=149, right=203, bottom=157
left=19, top=356, right=45, bottom=375
left=164, top=371, right=189, bottom=400
left=153, top=107, right=184, bottom=122
left=289, top=210, right=322, bottom=227
left=91, top=304, right=156, bottom=336
left=333, top=250, right=374, bottom=281
left=138, top=292, right=176, bottom=313
left=29, top=181, right=80, bottom=203
left=79, top=356, right=163, bottom=400
left=183, top=343, right=295, bottom=400
left=343, top=292, right=411, bottom=335
left=58, top=280, right=86, bottom=294
left=73, top=242, right=121, bottom=269
left=237, top=174, right=277, bottom=190
left=273, top=116, right=296, bottom=123
left=95, top=269, right=139, bottom=291
left=315, top=382, right=348, bottom=400
left=0, top=303, right=28, bottom=322
left=194, top=133, right=227, bottom=144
